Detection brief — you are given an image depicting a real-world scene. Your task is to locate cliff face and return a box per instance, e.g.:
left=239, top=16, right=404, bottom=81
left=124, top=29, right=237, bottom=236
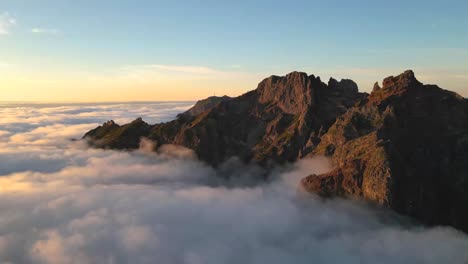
left=84, top=70, right=468, bottom=232
left=84, top=72, right=365, bottom=165
left=301, top=70, right=468, bottom=232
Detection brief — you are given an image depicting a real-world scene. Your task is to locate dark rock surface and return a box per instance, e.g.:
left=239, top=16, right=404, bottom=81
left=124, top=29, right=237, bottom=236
left=84, top=118, right=151, bottom=149
left=84, top=70, right=468, bottom=232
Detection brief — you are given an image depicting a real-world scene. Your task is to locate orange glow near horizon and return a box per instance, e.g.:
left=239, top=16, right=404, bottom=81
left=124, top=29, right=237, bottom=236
left=1, top=67, right=467, bottom=102
left=0, top=69, right=263, bottom=102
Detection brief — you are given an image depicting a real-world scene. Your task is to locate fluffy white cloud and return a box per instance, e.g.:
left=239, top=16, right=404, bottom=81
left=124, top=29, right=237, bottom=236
left=0, top=103, right=467, bottom=264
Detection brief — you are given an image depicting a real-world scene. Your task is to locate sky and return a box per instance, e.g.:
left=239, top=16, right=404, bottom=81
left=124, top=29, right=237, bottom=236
left=0, top=0, right=467, bottom=101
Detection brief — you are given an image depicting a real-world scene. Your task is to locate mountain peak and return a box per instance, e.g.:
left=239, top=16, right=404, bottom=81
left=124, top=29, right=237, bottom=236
left=103, top=120, right=117, bottom=127
left=382, top=69, right=420, bottom=90
left=372, top=82, right=381, bottom=92
left=256, top=71, right=362, bottom=115
left=328, top=78, right=359, bottom=94
left=131, top=117, right=145, bottom=124
left=285, top=71, right=308, bottom=79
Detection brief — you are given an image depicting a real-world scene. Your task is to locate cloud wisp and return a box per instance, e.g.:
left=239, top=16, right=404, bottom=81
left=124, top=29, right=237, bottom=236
left=0, top=12, right=16, bottom=35
left=31, top=28, right=60, bottom=35
left=118, top=64, right=258, bottom=85
left=0, top=103, right=467, bottom=264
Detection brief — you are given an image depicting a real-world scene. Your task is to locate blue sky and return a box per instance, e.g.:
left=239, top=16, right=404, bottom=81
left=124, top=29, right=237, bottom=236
left=0, top=0, right=467, bottom=101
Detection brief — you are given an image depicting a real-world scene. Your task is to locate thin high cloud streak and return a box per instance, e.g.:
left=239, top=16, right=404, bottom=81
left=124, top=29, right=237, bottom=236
left=0, top=103, right=467, bottom=264
left=31, top=28, right=60, bottom=35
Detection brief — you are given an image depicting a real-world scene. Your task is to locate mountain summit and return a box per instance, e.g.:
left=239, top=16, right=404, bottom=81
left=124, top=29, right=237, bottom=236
left=84, top=71, right=365, bottom=165
left=84, top=70, right=468, bottom=232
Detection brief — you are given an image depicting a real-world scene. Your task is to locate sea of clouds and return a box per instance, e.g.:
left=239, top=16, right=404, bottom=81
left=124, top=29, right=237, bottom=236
left=0, top=102, right=467, bottom=264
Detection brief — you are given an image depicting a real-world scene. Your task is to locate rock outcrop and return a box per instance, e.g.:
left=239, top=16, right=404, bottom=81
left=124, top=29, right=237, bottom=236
left=302, top=70, right=468, bottom=232
left=84, top=118, right=151, bottom=149
left=83, top=70, right=468, bottom=232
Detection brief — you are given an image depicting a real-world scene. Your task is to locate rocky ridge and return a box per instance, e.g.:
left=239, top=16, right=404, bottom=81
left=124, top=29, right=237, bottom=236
left=84, top=70, right=468, bottom=232
left=84, top=72, right=365, bottom=165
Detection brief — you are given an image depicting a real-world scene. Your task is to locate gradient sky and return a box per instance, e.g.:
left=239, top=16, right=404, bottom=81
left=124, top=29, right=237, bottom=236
left=0, top=0, right=467, bottom=101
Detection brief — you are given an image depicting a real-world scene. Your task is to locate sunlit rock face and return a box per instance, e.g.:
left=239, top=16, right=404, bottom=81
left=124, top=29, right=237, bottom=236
left=303, top=70, right=468, bottom=232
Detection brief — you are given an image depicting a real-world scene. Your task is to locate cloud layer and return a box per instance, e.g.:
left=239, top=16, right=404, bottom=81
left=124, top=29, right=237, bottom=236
left=0, top=102, right=467, bottom=264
